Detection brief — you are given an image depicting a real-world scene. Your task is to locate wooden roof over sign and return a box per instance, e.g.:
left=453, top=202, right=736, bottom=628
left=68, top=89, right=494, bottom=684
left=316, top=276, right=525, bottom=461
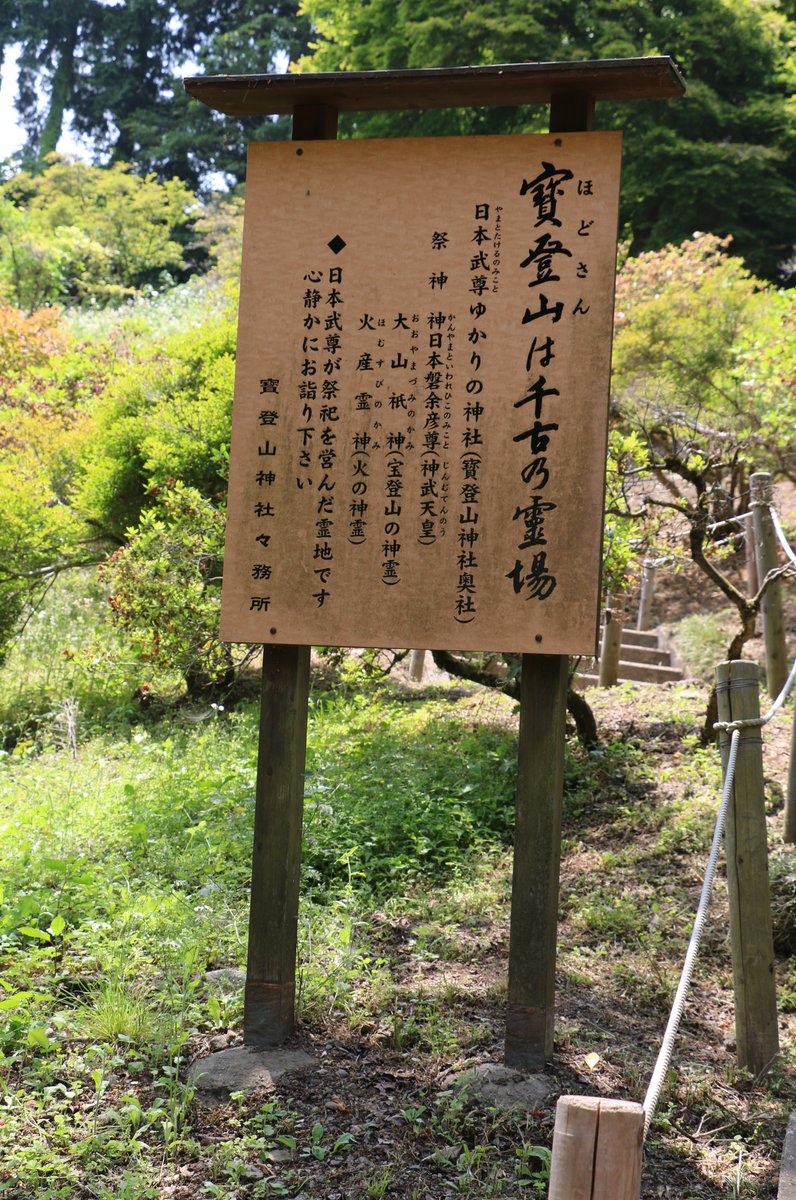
left=183, top=57, right=686, bottom=117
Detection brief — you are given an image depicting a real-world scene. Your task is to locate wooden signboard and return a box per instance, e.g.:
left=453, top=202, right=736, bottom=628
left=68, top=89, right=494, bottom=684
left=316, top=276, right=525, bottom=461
left=222, top=132, right=622, bottom=656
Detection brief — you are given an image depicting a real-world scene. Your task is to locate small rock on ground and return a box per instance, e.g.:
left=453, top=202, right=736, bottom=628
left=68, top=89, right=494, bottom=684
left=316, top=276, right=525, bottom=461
left=205, top=967, right=246, bottom=990
left=445, top=1062, right=554, bottom=1110
left=189, top=1045, right=316, bottom=1094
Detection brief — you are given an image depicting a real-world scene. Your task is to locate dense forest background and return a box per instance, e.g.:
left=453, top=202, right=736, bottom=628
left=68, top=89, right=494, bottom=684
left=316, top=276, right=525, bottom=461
left=3, top=0, right=796, bottom=278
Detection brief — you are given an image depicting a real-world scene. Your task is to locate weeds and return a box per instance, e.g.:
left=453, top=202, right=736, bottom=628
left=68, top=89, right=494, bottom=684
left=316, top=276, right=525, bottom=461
left=1, top=589, right=794, bottom=1197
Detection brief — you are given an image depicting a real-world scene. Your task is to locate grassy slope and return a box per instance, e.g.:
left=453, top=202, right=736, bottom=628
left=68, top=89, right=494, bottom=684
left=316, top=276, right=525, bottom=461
left=1, top=588, right=795, bottom=1197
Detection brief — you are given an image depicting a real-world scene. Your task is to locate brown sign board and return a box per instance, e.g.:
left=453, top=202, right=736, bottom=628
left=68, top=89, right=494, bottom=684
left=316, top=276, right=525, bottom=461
left=221, top=132, right=622, bottom=655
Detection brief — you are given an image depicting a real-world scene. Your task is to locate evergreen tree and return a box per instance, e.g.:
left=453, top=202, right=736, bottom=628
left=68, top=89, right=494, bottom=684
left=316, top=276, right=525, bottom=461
left=4, top=0, right=310, bottom=191
left=297, top=0, right=796, bottom=280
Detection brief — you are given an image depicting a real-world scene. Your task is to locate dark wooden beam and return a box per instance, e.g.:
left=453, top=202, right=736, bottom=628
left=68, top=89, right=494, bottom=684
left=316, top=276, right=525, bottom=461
left=184, top=57, right=685, bottom=118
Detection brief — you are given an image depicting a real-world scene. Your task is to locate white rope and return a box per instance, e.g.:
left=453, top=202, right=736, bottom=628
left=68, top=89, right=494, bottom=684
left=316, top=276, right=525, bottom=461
left=643, top=656, right=796, bottom=1137
left=710, top=531, right=745, bottom=550
left=638, top=495, right=796, bottom=1136
left=706, top=513, right=748, bottom=533
left=642, top=729, right=740, bottom=1136
left=771, top=507, right=796, bottom=568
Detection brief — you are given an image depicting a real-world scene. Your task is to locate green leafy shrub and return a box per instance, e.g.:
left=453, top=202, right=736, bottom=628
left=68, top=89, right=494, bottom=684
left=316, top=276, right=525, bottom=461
left=76, top=317, right=236, bottom=540
left=1, top=157, right=200, bottom=310
left=665, top=609, right=739, bottom=684
left=302, top=698, right=518, bottom=896
left=99, top=483, right=234, bottom=699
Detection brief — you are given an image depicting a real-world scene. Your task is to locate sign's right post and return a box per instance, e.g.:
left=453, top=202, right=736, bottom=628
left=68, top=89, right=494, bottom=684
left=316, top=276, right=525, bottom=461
left=505, top=91, right=597, bottom=1070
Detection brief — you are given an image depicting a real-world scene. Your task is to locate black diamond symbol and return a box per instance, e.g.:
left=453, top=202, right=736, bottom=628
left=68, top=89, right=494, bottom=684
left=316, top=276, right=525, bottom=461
left=328, top=234, right=347, bottom=255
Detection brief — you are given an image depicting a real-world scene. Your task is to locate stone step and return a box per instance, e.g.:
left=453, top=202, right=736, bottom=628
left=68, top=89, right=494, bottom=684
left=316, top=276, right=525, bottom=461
left=576, top=659, right=683, bottom=687
left=619, top=628, right=661, bottom=649
left=617, top=659, right=683, bottom=683
left=601, top=642, right=670, bottom=667
left=574, top=622, right=684, bottom=687
left=588, top=657, right=681, bottom=686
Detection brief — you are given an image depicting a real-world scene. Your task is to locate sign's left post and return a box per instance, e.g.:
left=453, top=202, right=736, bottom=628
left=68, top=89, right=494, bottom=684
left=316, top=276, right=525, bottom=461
left=243, top=102, right=339, bottom=1047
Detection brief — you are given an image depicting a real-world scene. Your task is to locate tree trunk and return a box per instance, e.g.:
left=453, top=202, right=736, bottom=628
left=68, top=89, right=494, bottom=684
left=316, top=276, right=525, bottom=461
left=431, top=649, right=599, bottom=748
left=39, top=23, right=78, bottom=159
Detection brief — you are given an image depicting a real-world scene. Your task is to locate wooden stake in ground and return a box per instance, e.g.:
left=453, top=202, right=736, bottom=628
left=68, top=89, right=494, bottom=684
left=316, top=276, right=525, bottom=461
left=408, top=650, right=426, bottom=682
left=786, top=705, right=796, bottom=845
left=745, top=512, right=759, bottom=599
left=716, top=659, right=779, bottom=1073
left=636, top=559, right=656, bottom=631
left=750, top=472, right=788, bottom=699
left=547, top=1096, right=644, bottom=1200
left=599, top=596, right=623, bottom=687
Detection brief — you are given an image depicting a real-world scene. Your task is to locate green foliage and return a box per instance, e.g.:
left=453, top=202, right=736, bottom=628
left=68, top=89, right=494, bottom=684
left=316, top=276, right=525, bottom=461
left=302, top=696, right=518, bottom=896
left=0, top=603, right=793, bottom=1195
left=6, top=1, right=310, bottom=190
left=298, top=0, right=796, bottom=280
left=99, top=484, right=233, bottom=698
left=0, top=401, right=88, bottom=668
left=0, top=567, right=151, bottom=753
left=666, top=609, right=739, bottom=685
left=613, top=233, right=764, bottom=435
left=76, top=315, right=236, bottom=539
left=0, top=157, right=200, bottom=309
left=0, top=299, right=120, bottom=667
left=603, top=429, right=651, bottom=596
left=609, top=233, right=794, bottom=685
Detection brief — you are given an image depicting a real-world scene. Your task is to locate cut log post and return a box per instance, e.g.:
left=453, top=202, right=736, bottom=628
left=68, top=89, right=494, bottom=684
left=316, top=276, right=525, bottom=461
left=636, top=559, right=656, bottom=631
left=750, top=472, right=788, bottom=699
left=785, top=703, right=796, bottom=845
left=548, top=1095, right=644, bottom=1200
left=409, top=649, right=426, bottom=682
left=745, top=512, right=759, bottom=599
left=716, top=660, right=779, bottom=1074
left=504, top=654, right=567, bottom=1069
left=599, top=596, right=623, bottom=687
left=244, top=643, right=311, bottom=1044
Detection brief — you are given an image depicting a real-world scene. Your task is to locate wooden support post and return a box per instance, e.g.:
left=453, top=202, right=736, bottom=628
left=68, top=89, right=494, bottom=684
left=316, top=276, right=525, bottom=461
left=244, top=100, right=338, bottom=1048
left=716, top=660, right=779, bottom=1074
left=750, top=472, right=788, bottom=699
left=502, top=85, right=595, bottom=1071
left=548, top=1096, right=644, bottom=1200
left=244, top=644, right=311, bottom=1044
left=409, top=649, right=426, bottom=682
left=786, top=706, right=796, bottom=845
left=599, top=596, right=623, bottom=687
left=505, top=654, right=568, bottom=1068
left=745, top=512, right=759, bottom=599
left=636, top=558, right=656, bottom=631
